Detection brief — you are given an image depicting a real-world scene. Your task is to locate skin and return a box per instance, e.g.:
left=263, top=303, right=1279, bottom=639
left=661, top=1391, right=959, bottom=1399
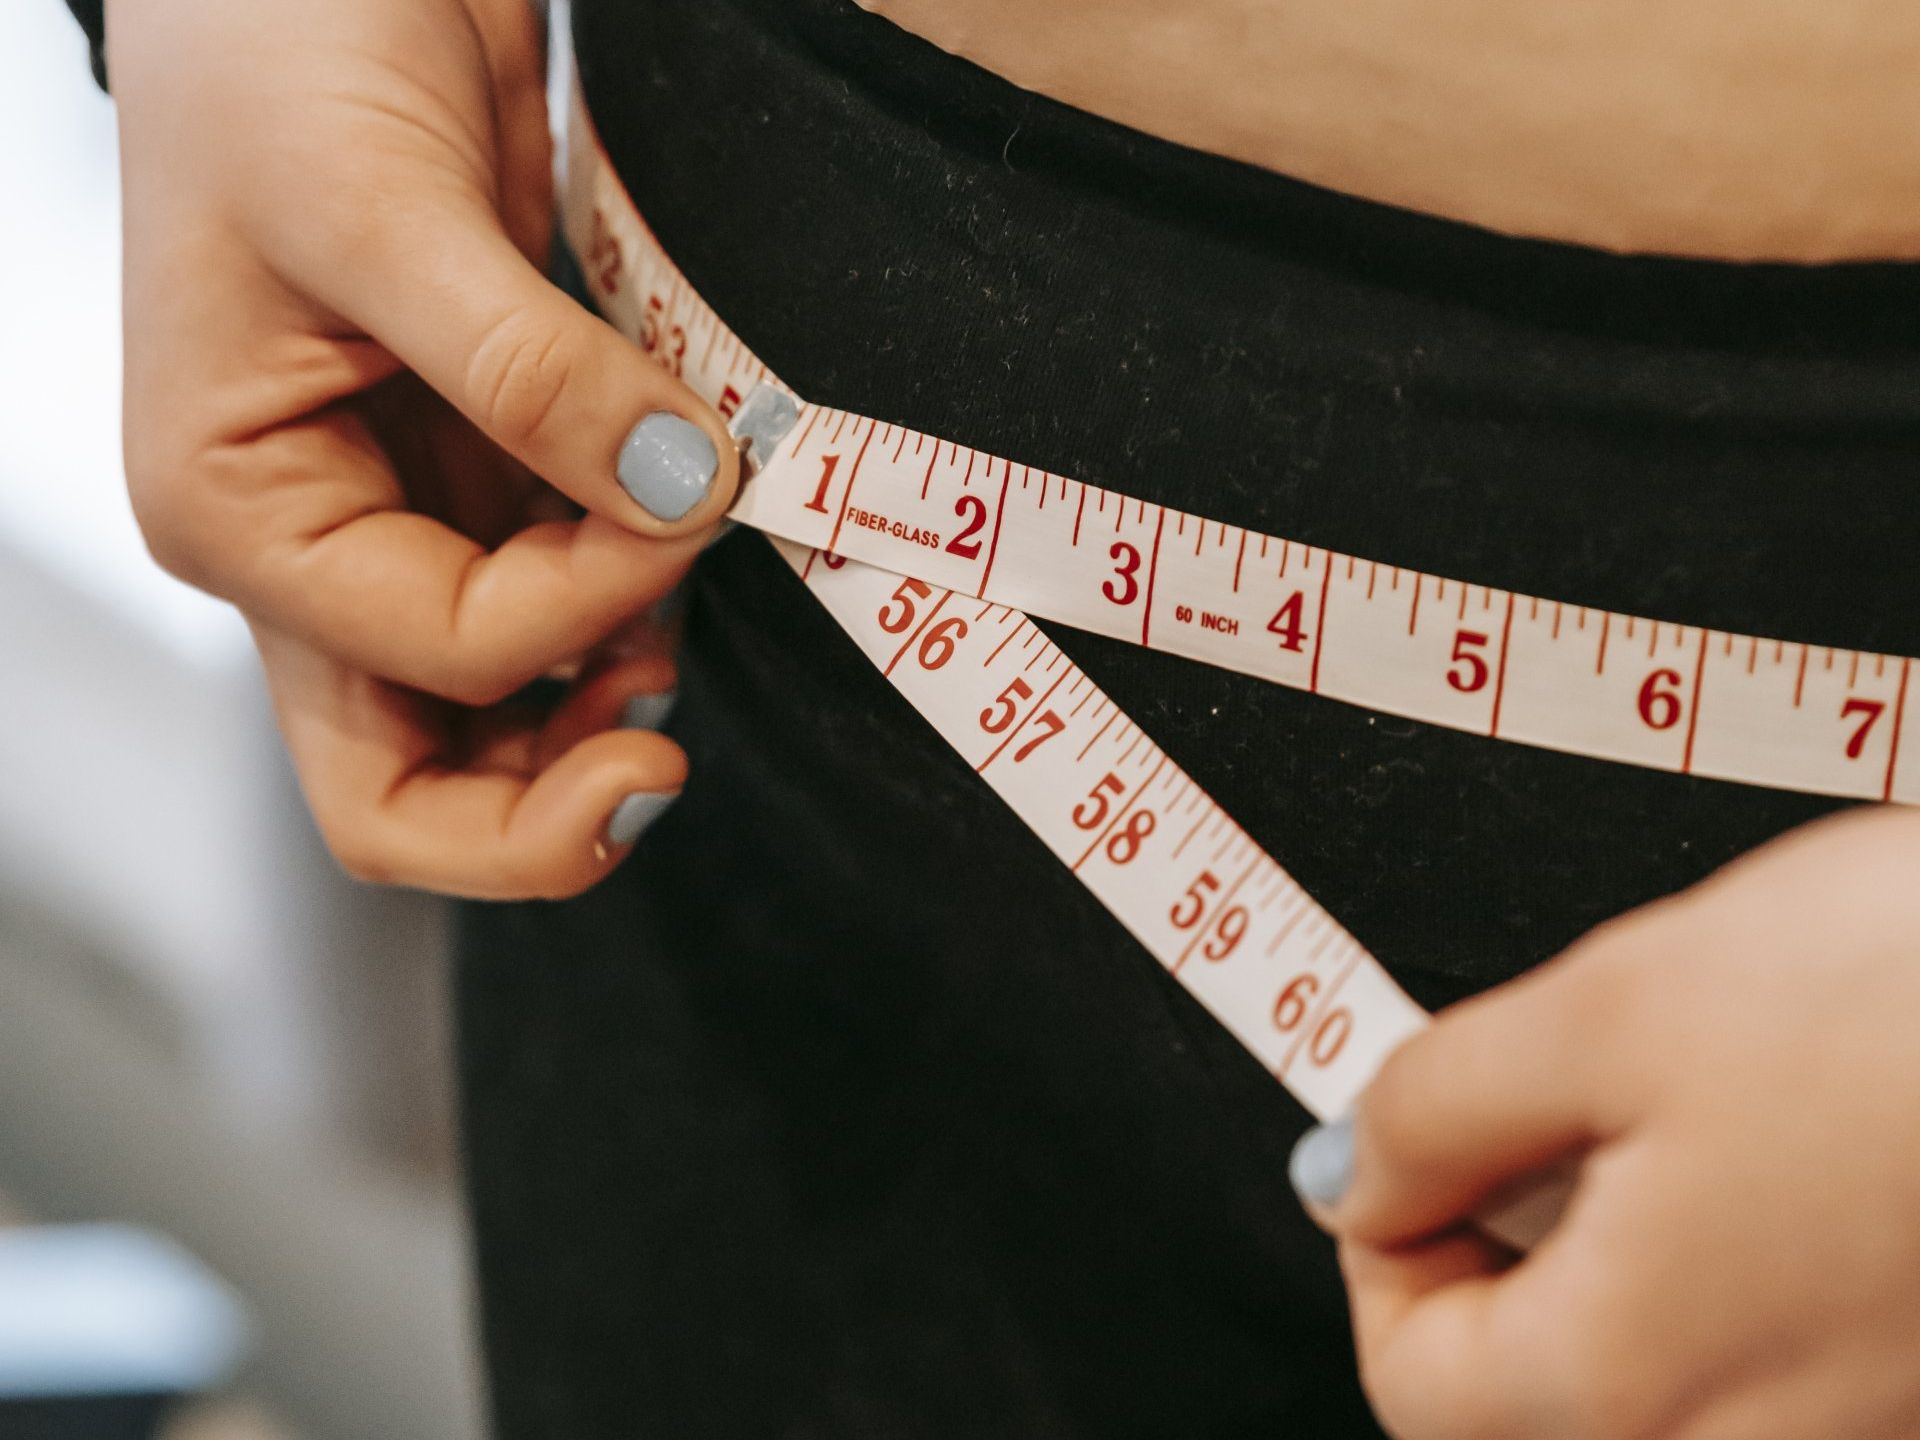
left=108, top=0, right=1920, bottom=1432
left=1309, top=806, right=1920, bottom=1438
left=860, top=0, right=1920, bottom=261
left=111, top=0, right=740, bottom=899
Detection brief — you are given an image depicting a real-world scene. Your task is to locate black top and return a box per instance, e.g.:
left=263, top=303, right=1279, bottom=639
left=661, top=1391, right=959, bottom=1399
left=443, top=2, right=1920, bottom=1436
left=61, top=0, right=107, bottom=88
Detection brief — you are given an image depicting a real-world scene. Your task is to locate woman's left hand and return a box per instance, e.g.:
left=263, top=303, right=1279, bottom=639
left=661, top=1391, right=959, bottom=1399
left=1296, top=805, right=1920, bottom=1440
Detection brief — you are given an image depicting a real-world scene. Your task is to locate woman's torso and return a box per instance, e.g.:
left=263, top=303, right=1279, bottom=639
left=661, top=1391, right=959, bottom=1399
left=455, top=4, right=1920, bottom=1436
left=863, top=0, right=1920, bottom=262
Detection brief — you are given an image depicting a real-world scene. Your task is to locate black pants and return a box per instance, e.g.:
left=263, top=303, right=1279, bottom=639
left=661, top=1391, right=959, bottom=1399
left=457, top=3, right=1920, bottom=1435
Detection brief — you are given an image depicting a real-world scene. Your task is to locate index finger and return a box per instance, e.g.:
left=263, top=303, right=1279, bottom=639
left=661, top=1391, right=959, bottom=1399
left=165, top=408, right=708, bottom=706
left=264, top=175, right=741, bottom=538
left=1340, top=1235, right=1542, bottom=1440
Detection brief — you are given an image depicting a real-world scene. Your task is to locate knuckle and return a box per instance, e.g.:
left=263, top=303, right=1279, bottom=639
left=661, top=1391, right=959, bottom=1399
left=1550, top=916, right=1671, bottom=1042
left=1351, top=1351, right=1419, bottom=1439
left=125, top=456, right=217, bottom=591
left=319, top=824, right=397, bottom=889
left=136, top=516, right=211, bottom=591
left=1557, top=909, right=1648, bottom=980
left=297, top=171, right=413, bottom=286
left=1359, top=1355, right=1486, bottom=1440
left=430, top=655, right=527, bottom=709
left=304, top=789, right=400, bottom=889
left=333, top=852, right=395, bottom=889
left=1575, top=894, right=1700, bottom=979
left=463, top=306, right=574, bottom=454
left=1355, top=1383, right=1410, bottom=1439
left=1551, top=1277, right=1670, bottom=1440
left=436, top=600, right=544, bottom=707
left=1560, top=1360, right=1660, bottom=1440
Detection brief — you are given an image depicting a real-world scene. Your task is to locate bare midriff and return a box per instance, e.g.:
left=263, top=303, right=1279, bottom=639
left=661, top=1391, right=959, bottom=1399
left=858, top=0, right=1920, bottom=262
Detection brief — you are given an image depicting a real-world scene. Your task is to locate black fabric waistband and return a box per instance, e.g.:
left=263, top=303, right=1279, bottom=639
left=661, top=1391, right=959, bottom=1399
left=578, top=0, right=1920, bottom=356
left=574, top=0, right=1920, bottom=661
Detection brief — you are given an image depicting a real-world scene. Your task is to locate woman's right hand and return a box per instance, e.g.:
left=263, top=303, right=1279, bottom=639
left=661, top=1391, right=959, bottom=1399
left=108, top=0, right=739, bottom=896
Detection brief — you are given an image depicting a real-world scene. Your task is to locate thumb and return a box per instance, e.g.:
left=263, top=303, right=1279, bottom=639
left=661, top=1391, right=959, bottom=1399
left=279, top=182, right=739, bottom=539
left=1290, top=958, right=1620, bottom=1248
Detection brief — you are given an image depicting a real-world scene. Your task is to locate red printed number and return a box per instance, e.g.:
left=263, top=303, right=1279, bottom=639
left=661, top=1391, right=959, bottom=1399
left=1272, top=975, right=1352, bottom=1066
left=636, top=295, right=686, bottom=373
left=1637, top=668, right=1684, bottom=731
left=1447, top=629, right=1490, bottom=693
left=1104, top=542, right=1142, bottom=606
left=1267, top=590, right=1308, bottom=653
left=1842, top=697, right=1886, bottom=759
left=916, top=617, right=967, bottom=671
left=1013, top=711, right=1066, bottom=762
left=804, top=454, right=840, bottom=515
left=1105, top=809, right=1157, bottom=865
left=877, top=579, right=931, bottom=634
left=1073, top=774, right=1125, bottom=830
left=980, top=678, right=1033, bottom=733
left=1170, top=872, right=1220, bottom=929
left=1172, top=873, right=1249, bottom=960
left=587, top=211, right=623, bottom=294
left=1201, top=907, right=1249, bottom=961
left=947, top=495, right=987, bottom=560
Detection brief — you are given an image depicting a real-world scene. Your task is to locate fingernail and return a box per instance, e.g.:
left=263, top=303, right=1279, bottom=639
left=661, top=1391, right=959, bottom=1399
left=617, top=413, right=718, bottom=522
left=1289, top=1117, right=1355, bottom=1210
left=620, top=690, right=676, bottom=731
left=606, top=790, right=675, bottom=846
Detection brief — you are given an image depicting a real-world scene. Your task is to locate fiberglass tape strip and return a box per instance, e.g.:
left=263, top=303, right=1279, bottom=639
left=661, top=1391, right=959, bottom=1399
left=549, top=39, right=1881, bottom=1244
left=552, top=60, right=1425, bottom=1126
left=556, top=85, right=1920, bottom=807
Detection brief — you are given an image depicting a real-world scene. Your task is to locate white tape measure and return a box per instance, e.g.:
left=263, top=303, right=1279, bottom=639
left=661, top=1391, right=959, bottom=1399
left=550, top=34, right=1887, bottom=1241
left=557, top=116, right=1920, bottom=808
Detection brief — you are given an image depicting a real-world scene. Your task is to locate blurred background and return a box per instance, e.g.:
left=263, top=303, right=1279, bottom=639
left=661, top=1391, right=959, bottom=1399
left=0, top=8, right=484, bottom=1438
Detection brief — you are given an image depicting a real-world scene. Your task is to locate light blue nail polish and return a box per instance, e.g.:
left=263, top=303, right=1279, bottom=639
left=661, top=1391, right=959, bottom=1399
left=617, top=413, right=718, bottom=522
left=620, top=691, right=676, bottom=731
left=1289, top=1116, right=1355, bottom=1210
left=606, top=791, right=674, bottom=846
